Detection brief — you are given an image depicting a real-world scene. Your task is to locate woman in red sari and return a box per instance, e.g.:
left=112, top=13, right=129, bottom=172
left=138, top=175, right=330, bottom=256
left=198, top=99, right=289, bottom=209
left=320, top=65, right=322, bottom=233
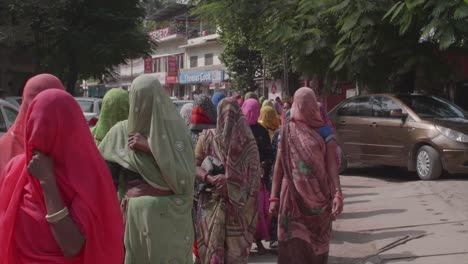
left=0, top=89, right=124, bottom=263
left=269, top=87, right=343, bottom=264
left=0, top=74, right=64, bottom=173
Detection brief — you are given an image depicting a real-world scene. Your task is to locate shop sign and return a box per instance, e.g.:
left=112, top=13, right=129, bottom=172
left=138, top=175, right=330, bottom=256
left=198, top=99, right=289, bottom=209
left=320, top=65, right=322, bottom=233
left=166, top=76, right=178, bottom=84
left=179, top=70, right=224, bottom=84
left=144, top=57, right=153, bottom=73
left=167, top=56, right=178, bottom=76
left=149, top=27, right=171, bottom=40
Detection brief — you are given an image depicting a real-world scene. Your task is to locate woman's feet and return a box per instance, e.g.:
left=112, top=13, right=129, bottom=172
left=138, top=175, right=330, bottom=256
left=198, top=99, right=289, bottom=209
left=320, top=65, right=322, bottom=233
left=256, top=240, right=268, bottom=255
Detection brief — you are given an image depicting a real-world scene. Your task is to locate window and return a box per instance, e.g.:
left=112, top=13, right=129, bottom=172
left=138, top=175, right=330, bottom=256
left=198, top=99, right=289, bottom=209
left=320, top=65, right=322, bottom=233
left=337, top=97, right=372, bottom=117
left=190, top=56, right=198, bottom=68
left=4, top=107, right=18, bottom=124
left=397, top=95, right=467, bottom=119
left=176, top=54, right=184, bottom=69
left=372, top=96, right=403, bottom=118
left=0, top=108, right=6, bottom=132
left=204, top=53, right=213, bottom=66
left=76, top=100, right=94, bottom=113
left=154, top=58, right=161, bottom=72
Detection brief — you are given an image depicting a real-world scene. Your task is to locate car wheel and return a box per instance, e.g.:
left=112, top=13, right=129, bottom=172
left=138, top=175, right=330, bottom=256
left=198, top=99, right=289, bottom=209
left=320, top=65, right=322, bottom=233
left=416, top=146, right=442, bottom=181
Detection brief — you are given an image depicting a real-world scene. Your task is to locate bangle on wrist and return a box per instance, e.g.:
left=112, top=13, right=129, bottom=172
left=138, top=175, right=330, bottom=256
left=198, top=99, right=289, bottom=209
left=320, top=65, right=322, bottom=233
left=203, top=172, right=210, bottom=183
left=269, top=197, right=280, bottom=202
left=334, top=193, right=344, bottom=201
left=46, top=207, right=69, bottom=224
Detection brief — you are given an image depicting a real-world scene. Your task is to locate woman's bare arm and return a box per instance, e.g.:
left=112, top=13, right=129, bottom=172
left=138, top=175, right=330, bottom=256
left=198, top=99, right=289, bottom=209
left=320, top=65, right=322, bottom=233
left=326, top=141, right=341, bottom=193
left=41, top=179, right=86, bottom=258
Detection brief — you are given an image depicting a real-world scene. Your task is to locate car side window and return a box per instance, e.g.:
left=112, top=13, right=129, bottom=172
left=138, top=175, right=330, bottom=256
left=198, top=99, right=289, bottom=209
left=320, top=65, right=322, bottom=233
left=0, top=107, right=7, bottom=132
left=372, top=96, right=404, bottom=118
left=4, top=107, right=18, bottom=124
left=337, top=97, right=372, bottom=117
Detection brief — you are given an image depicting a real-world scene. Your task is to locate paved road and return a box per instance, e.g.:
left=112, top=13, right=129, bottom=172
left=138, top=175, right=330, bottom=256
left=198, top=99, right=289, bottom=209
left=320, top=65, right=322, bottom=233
left=247, top=167, right=468, bottom=263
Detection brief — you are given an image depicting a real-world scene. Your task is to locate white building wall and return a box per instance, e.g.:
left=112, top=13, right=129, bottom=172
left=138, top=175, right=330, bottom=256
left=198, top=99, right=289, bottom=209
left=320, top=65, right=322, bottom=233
left=185, top=42, right=224, bottom=68
left=152, top=38, right=186, bottom=58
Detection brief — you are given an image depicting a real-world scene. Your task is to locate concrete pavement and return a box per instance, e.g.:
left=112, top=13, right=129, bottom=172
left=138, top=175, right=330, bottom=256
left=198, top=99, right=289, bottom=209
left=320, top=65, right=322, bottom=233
left=247, top=167, right=468, bottom=263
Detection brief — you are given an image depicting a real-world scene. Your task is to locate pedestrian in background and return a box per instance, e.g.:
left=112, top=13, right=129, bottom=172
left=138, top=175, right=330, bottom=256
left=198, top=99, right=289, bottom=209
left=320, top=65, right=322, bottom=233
left=211, top=92, right=226, bottom=109
left=258, top=105, right=280, bottom=141
left=269, top=87, right=344, bottom=264
left=98, top=75, right=195, bottom=264
left=242, top=98, right=274, bottom=254
left=244, top=91, right=259, bottom=101
left=194, top=98, right=260, bottom=264
left=190, top=94, right=217, bottom=147
left=0, top=89, right=124, bottom=263
left=0, top=74, right=65, bottom=174
left=180, top=102, right=194, bottom=128
left=91, top=88, right=129, bottom=145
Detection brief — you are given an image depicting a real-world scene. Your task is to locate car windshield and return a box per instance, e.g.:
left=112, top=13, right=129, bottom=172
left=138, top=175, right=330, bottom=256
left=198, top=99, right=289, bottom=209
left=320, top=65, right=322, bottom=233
left=397, top=95, right=468, bottom=119
left=76, top=100, right=94, bottom=113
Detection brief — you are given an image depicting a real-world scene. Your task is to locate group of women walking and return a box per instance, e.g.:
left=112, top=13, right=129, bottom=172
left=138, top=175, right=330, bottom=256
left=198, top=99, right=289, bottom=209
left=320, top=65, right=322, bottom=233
left=0, top=73, right=343, bottom=264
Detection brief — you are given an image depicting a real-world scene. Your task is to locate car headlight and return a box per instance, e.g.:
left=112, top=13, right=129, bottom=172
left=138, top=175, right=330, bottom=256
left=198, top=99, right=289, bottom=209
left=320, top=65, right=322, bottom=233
left=436, top=126, right=468, bottom=143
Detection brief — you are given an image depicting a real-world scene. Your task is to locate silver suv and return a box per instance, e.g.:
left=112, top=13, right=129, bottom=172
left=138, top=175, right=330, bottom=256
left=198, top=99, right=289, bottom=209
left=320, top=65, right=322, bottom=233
left=0, top=99, right=19, bottom=137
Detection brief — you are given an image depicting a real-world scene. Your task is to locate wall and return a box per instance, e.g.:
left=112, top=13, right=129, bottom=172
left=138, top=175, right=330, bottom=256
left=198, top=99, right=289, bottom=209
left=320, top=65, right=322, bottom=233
left=152, top=38, right=186, bottom=58
left=185, top=42, right=224, bottom=68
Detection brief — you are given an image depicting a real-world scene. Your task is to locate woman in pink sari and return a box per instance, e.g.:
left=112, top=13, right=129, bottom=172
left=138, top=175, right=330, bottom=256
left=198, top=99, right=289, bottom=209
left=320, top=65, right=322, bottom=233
left=269, top=88, right=343, bottom=264
left=0, top=89, right=124, bottom=263
left=242, top=98, right=273, bottom=254
left=0, top=74, right=64, bottom=173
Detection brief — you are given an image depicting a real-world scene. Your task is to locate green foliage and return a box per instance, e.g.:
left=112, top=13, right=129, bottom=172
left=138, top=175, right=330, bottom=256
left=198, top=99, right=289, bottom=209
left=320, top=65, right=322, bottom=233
left=195, top=0, right=468, bottom=93
left=0, top=0, right=155, bottom=93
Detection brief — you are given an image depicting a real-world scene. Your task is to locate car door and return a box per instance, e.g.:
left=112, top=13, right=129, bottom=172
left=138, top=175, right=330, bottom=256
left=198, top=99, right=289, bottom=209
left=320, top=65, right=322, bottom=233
left=3, top=105, right=18, bottom=128
left=369, top=96, right=409, bottom=167
left=335, top=96, right=376, bottom=164
left=0, top=106, right=7, bottom=137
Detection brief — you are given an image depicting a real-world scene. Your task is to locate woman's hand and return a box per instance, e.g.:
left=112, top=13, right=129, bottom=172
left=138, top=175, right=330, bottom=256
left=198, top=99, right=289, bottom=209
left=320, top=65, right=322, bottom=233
left=28, top=150, right=55, bottom=183
left=332, top=195, right=344, bottom=217
left=269, top=200, right=279, bottom=216
left=128, top=133, right=151, bottom=153
left=211, top=174, right=228, bottom=197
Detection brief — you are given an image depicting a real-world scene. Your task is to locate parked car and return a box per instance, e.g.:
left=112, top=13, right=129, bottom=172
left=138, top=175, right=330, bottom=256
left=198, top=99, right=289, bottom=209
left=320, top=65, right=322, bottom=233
left=329, top=94, right=468, bottom=180
left=173, top=100, right=193, bottom=113
left=0, top=99, right=19, bottom=138
left=75, top=97, right=102, bottom=127
left=5, top=96, right=22, bottom=108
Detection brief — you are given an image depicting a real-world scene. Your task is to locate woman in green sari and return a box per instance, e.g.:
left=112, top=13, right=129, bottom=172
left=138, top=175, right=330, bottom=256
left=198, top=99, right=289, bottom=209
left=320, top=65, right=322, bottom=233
left=91, top=88, right=129, bottom=145
left=98, top=75, right=195, bottom=264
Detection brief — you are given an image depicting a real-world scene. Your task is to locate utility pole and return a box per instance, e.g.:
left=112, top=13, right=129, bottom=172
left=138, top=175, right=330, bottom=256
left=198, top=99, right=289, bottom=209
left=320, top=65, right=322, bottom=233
left=263, top=58, right=267, bottom=98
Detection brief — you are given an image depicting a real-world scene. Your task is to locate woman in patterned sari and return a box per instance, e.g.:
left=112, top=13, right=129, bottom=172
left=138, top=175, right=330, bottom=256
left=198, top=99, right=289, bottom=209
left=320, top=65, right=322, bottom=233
left=98, top=75, right=195, bottom=263
left=194, top=97, right=260, bottom=264
left=269, top=87, right=343, bottom=264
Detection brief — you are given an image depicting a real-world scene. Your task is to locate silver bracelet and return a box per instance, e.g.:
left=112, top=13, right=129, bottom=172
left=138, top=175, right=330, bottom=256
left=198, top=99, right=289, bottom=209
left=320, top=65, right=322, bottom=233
left=45, top=207, right=69, bottom=224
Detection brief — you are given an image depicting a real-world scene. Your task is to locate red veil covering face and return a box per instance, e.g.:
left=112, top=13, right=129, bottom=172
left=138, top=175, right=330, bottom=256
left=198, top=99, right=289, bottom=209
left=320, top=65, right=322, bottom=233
left=0, top=90, right=124, bottom=263
left=0, top=74, right=64, bottom=173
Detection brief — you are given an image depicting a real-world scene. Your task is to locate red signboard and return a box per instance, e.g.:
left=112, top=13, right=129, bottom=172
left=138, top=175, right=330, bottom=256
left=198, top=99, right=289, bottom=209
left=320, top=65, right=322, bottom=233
left=167, top=56, right=178, bottom=76
left=165, top=76, right=178, bottom=84
left=149, top=27, right=171, bottom=40
left=144, top=57, right=153, bottom=73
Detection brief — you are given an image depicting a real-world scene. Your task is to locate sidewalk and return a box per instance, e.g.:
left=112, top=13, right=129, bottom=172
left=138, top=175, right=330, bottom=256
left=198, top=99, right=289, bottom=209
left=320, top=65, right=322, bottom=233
left=248, top=171, right=468, bottom=263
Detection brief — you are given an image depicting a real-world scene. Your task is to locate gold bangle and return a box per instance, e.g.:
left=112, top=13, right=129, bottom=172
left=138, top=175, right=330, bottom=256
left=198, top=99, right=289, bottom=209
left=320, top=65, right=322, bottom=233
left=46, top=207, right=69, bottom=224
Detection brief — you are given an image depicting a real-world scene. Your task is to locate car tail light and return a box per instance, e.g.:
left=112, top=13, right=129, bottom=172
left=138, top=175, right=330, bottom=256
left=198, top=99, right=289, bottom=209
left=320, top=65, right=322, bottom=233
left=89, top=117, right=98, bottom=127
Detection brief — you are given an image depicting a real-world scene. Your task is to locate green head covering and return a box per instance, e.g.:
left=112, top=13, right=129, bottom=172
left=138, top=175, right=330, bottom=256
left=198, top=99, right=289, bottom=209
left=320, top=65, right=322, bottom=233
left=259, top=96, right=265, bottom=106
left=91, top=88, right=129, bottom=145
left=244, top=92, right=258, bottom=101
left=99, top=74, right=195, bottom=195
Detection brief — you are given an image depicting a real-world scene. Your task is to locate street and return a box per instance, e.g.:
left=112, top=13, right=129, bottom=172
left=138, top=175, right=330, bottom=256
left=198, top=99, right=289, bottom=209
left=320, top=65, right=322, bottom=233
left=248, top=167, right=468, bottom=264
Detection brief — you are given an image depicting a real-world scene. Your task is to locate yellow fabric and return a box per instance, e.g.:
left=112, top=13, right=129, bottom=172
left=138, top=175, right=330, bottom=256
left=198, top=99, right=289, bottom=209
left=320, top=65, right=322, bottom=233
left=258, top=106, right=280, bottom=140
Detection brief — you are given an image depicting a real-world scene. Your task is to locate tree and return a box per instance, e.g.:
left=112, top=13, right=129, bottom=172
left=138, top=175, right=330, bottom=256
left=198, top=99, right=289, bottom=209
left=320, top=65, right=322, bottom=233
left=0, top=0, right=155, bottom=94
left=328, top=0, right=468, bottom=92
left=194, top=0, right=281, bottom=94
